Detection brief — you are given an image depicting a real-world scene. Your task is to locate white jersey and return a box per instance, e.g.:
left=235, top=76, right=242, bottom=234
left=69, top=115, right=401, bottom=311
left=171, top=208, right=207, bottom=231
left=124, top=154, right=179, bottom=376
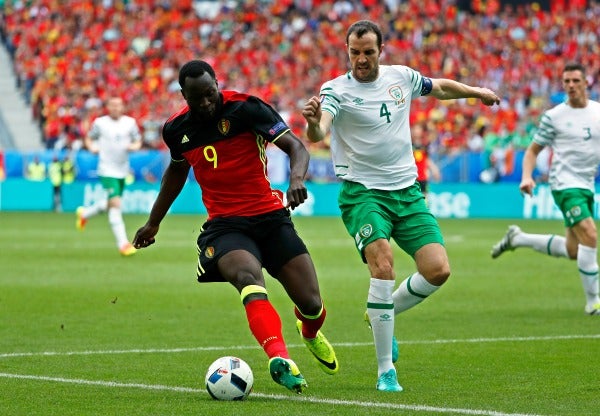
left=533, top=100, right=600, bottom=192
left=88, top=115, right=141, bottom=178
left=320, top=65, right=426, bottom=190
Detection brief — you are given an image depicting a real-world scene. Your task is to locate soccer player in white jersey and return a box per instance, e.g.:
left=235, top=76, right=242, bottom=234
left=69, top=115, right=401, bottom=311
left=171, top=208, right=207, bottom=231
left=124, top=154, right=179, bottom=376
left=76, top=96, right=143, bottom=256
left=302, top=20, right=500, bottom=392
left=491, top=63, right=600, bottom=316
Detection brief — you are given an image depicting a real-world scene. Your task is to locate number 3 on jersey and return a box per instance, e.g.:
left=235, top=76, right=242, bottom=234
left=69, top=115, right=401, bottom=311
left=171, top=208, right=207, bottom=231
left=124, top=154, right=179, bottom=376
left=203, top=145, right=217, bottom=168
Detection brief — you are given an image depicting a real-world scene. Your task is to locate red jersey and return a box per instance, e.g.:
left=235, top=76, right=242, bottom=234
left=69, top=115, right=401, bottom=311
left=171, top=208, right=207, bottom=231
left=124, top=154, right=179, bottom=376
left=413, top=145, right=428, bottom=181
left=162, top=91, right=289, bottom=219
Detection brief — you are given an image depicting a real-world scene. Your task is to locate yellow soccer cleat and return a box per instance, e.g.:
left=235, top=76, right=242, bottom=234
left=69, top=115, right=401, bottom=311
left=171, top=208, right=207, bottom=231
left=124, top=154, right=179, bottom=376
left=585, top=302, right=600, bottom=316
left=296, top=320, right=339, bottom=375
left=119, top=243, right=137, bottom=257
left=75, top=207, right=87, bottom=231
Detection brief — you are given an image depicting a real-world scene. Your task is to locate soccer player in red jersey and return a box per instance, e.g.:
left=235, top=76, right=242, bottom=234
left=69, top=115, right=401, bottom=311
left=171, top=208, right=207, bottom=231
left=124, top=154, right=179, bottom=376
left=133, top=60, right=338, bottom=394
left=412, top=123, right=440, bottom=199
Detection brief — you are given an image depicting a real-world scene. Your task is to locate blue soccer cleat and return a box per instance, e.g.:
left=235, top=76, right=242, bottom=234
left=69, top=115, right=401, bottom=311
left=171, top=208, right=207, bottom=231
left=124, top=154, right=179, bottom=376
left=376, top=368, right=403, bottom=392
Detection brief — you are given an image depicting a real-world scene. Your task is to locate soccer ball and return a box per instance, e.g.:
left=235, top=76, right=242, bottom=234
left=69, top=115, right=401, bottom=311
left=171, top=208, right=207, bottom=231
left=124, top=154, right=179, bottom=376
left=205, top=356, right=254, bottom=400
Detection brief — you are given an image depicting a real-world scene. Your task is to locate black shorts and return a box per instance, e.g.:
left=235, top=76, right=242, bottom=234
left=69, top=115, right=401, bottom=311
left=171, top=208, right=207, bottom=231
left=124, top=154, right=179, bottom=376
left=417, top=180, right=428, bottom=193
left=196, top=208, right=308, bottom=282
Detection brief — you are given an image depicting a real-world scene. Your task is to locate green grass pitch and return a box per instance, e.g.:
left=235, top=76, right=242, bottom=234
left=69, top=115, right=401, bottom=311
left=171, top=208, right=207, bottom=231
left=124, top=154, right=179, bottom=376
left=1, top=212, right=598, bottom=415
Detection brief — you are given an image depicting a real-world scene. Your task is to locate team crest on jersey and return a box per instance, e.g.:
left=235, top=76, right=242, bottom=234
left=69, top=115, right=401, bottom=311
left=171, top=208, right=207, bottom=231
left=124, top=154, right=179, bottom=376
left=359, top=224, right=373, bottom=238
left=204, top=246, right=215, bottom=258
left=388, top=85, right=406, bottom=108
left=218, top=119, right=230, bottom=135
left=570, top=206, right=582, bottom=217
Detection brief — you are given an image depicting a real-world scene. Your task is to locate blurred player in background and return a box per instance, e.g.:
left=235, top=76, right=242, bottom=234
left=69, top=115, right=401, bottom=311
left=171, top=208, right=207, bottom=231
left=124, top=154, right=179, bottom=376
left=76, top=96, right=142, bottom=256
left=48, top=156, right=63, bottom=212
left=133, top=60, right=338, bottom=394
left=491, top=62, right=600, bottom=316
left=412, top=123, right=440, bottom=199
left=303, top=20, right=500, bottom=392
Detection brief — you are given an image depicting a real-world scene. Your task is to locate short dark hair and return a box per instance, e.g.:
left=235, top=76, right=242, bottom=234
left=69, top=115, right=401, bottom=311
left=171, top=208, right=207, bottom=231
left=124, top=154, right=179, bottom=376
left=346, top=20, right=383, bottom=49
left=178, top=60, right=216, bottom=88
left=563, top=62, right=585, bottom=74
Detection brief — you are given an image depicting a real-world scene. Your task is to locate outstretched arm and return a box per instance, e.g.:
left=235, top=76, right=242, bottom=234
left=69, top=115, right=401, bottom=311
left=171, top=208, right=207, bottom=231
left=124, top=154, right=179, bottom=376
left=429, top=78, right=500, bottom=106
left=133, top=159, right=190, bottom=248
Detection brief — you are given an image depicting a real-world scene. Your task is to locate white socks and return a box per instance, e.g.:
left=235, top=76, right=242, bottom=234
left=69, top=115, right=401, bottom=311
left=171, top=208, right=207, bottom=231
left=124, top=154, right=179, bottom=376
left=108, top=207, right=129, bottom=248
left=366, top=278, right=395, bottom=376
left=367, top=274, right=441, bottom=376
left=392, top=272, right=440, bottom=314
left=512, top=232, right=568, bottom=258
left=577, top=244, right=600, bottom=306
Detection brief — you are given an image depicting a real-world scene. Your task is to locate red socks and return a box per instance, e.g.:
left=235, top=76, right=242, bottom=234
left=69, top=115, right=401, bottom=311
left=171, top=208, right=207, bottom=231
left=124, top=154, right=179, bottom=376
left=244, top=299, right=289, bottom=359
left=294, top=305, right=326, bottom=339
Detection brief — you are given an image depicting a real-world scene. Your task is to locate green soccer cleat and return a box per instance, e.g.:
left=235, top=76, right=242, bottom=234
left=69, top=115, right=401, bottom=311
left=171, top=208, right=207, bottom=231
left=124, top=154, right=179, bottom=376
left=268, top=357, right=307, bottom=394
left=364, top=311, right=399, bottom=363
left=295, top=320, right=339, bottom=375
left=376, top=369, right=403, bottom=392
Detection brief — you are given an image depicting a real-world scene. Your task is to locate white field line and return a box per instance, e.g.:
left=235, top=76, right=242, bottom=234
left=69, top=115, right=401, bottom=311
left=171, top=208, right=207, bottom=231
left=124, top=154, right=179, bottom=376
left=1, top=334, right=599, bottom=359
left=0, top=372, right=549, bottom=416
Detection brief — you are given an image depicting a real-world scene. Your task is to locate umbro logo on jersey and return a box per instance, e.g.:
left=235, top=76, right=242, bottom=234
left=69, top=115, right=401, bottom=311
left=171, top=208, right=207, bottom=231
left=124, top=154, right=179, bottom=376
left=352, top=97, right=364, bottom=105
left=181, top=135, right=189, bottom=144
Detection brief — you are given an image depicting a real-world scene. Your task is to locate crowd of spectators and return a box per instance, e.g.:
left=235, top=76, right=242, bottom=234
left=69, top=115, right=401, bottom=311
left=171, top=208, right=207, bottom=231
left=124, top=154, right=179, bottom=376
left=1, top=0, right=599, bottom=179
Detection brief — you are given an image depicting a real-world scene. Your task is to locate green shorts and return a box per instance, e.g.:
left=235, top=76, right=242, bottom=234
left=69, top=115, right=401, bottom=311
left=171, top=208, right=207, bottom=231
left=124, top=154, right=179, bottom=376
left=99, top=176, right=126, bottom=198
left=551, top=188, right=595, bottom=227
left=338, top=180, right=444, bottom=261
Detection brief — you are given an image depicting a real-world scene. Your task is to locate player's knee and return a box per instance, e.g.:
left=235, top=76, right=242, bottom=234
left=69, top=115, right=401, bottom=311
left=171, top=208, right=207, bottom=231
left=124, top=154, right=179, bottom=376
left=368, top=260, right=395, bottom=280
left=230, top=269, right=264, bottom=291
left=582, top=231, right=597, bottom=247
left=426, top=264, right=450, bottom=286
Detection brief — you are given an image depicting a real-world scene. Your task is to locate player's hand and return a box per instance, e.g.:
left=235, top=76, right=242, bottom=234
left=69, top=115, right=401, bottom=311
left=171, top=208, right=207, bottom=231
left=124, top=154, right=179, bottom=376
left=478, top=88, right=501, bottom=106
left=302, top=96, right=322, bottom=125
left=519, top=178, right=536, bottom=196
left=132, top=223, right=158, bottom=249
left=285, top=178, right=308, bottom=210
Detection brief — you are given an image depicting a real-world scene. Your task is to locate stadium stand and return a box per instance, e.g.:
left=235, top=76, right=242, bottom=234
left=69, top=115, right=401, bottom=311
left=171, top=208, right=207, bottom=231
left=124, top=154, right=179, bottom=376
left=0, top=0, right=599, bottom=181
left=0, top=35, right=42, bottom=151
